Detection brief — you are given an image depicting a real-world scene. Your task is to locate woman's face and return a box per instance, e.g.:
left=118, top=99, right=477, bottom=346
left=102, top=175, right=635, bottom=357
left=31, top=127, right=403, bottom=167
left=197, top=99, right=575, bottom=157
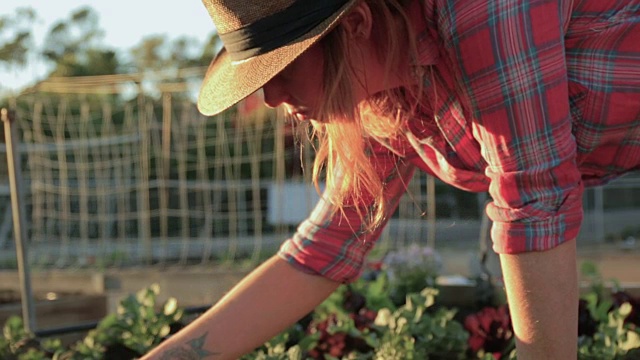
left=262, top=43, right=325, bottom=122
left=262, top=2, right=400, bottom=123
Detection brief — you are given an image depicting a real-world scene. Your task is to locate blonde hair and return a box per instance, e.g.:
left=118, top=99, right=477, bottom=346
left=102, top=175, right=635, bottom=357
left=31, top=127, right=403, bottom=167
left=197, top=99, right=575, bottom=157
left=307, top=0, right=423, bottom=231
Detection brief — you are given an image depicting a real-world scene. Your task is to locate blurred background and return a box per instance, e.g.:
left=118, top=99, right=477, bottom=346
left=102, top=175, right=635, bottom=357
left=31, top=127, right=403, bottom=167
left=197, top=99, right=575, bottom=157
left=1, top=1, right=215, bottom=96
left=0, top=0, right=639, bottom=343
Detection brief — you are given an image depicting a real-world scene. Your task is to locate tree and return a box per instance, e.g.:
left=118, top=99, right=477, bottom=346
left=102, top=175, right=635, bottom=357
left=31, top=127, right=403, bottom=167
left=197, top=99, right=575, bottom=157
left=0, top=7, right=36, bottom=69
left=197, top=33, right=222, bottom=67
left=128, top=32, right=220, bottom=100
left=42, top=6, right=119, bottom=77
left=129, top=35, right=167, bottom=72
left=129, top=33, right=220, bottom=72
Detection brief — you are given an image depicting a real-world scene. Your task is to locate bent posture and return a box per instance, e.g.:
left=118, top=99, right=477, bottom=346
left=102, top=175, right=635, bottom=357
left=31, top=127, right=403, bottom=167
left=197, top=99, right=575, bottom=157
left=142, top=0, right=640, bottom=359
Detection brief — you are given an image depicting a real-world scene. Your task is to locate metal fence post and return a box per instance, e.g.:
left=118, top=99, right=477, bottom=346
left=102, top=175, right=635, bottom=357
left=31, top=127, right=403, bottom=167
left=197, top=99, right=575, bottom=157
left=594, top=186, right=605, bottom=242
left=1, top=108, right=36, bottom=333
left=426, top=175, right=436, bottom=249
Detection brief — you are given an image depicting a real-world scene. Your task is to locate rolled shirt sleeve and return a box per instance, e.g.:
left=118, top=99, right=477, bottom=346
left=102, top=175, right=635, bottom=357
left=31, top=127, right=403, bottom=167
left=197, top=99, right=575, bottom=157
left=435, top=0, right=583, bottom=253
left=278, top=143, right=416, bottom=283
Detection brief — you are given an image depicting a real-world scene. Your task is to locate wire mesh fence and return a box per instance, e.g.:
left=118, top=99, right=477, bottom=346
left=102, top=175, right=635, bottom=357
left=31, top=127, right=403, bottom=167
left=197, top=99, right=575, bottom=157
left=1, top=89, right=639, bottom=270
left=0, top=93, right=470, bottom=269
left=3, top=94, right=292, bottom=268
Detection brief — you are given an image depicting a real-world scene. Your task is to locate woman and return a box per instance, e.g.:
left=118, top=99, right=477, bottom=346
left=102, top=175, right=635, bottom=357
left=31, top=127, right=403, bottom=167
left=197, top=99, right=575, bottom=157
left=142, top=0, right=640, bottom=359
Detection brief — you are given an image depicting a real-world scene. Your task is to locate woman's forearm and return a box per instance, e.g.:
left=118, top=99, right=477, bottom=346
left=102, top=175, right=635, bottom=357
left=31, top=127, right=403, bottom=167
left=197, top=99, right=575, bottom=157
left=141, top=255, right=341, bottom=360
left=499, top=239, right=578, bottom=360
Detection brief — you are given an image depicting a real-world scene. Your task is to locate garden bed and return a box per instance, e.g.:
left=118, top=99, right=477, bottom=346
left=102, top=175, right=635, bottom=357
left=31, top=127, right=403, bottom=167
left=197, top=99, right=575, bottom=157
left=1, top=247, right=639, bottom=359
left=0, top=290, right=106, bottom=333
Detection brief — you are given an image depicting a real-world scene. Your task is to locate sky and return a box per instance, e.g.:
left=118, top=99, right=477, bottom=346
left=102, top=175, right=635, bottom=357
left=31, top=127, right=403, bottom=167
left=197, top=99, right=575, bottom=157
left=1, top=1, right=216, bottom=93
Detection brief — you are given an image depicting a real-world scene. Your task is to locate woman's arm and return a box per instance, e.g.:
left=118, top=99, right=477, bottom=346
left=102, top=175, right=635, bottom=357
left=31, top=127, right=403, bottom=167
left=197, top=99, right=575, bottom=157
left=140, top=138, right=415, bottom=359
left=140, top=255, right=340, bottom=360
left=500, top=239, right=578, bottom=360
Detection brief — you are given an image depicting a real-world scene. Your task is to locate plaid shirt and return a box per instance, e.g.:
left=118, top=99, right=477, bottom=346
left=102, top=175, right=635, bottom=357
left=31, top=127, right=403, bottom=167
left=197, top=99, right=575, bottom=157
left=279, top=0, right=640, bottom=283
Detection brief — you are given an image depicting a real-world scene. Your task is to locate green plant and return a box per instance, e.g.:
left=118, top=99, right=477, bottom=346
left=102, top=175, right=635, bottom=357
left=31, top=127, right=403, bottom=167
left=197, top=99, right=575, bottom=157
left=295, top=284, right=377, bottom=359
left=57, top=283, right=184, bottom=360
left=371, top=288, right=469, bottom=359
left=0, top=316, right=62, bottom=360
left=240, top=331, right=308, bottom=360
left=3, top=266, right=640, bottom=359
left=349, top=272, right=396, bottom=312
left=578, top=302, right=640, bottom=359
left=577, top=262, right=640, bottom=359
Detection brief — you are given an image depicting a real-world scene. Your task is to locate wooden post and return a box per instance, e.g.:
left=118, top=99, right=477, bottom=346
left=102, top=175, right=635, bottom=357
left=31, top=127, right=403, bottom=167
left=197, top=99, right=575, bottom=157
left=1, top=108, right=36, bottom=332
left=137, top=87, right=152, bottom=265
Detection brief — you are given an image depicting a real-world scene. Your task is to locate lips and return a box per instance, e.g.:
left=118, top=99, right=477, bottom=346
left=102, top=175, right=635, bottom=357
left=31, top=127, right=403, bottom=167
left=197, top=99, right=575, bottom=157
left=287, top=107, right=310, bottom=121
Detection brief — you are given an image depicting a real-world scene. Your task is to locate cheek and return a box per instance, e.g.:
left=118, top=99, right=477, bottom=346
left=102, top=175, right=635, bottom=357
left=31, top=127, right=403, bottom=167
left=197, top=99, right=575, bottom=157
left=309, top=75, right=324, bottom=100
left=290, top=72, right=323, bottom=106
left=305, top=65, right=325, bottom=103
left=287, top=45, right=325, bottom=105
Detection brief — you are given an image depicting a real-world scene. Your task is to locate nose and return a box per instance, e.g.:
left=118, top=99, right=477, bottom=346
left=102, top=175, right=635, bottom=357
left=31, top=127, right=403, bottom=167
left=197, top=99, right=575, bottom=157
left=262, top=77, right=289, bottom=108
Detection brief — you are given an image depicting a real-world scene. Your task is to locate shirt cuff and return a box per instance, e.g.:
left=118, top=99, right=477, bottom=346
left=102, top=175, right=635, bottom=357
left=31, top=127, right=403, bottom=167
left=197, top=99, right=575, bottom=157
left=489, top=183, right=584, bottom=254
left=277, top=228, right=376, bottom=284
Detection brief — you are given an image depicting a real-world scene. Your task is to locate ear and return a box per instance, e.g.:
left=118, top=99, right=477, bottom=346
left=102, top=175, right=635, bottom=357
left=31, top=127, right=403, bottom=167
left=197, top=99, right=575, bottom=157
left=340, top=1, right=373, bottom=40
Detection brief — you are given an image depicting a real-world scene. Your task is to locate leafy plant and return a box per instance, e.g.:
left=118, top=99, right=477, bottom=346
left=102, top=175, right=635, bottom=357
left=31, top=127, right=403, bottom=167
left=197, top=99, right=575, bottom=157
left=612, top=291, right=640, bottom=329
left=3, top=262, right=640, bottom=359
left=300, top=284, right=379, bottom=359
left=240, top=331, right=306, bottom=360
left=372, top=288, right=469, bottom=359
left=57, top=283, right=184, bottom=360
left=579, top=298, right=600, bottom=338
left=577, top=262, right=640, bottom=359
left=578, top=302, right=640, bottom=359
left=0, top=316, right=62, bottom=360
left=246, top=274, right=470, bottom=359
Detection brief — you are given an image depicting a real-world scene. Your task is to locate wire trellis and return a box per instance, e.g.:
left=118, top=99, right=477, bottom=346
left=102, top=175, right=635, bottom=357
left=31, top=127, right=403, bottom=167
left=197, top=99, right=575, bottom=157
left=1, top=89, right=637, bottom=270
left=0, top=93, right=441, bottom=269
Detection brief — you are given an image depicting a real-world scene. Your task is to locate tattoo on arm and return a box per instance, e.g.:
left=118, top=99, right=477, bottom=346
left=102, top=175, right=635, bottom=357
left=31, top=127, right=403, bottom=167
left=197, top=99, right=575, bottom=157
left=158, top=332, right=220, bottom=360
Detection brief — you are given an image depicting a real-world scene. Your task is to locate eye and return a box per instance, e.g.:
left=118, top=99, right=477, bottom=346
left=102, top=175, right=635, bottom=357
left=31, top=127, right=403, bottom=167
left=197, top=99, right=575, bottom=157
left=279, top=64, right=295, bottom=81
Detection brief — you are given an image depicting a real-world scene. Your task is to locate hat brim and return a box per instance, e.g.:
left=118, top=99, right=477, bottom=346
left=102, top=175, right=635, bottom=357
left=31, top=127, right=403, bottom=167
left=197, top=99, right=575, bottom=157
left=197, top=0, right=360, bottom=116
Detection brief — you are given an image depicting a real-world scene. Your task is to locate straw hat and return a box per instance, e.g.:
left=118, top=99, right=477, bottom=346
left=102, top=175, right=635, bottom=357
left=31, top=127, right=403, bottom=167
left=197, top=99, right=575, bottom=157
left=197, top=0, right=360, bottom=116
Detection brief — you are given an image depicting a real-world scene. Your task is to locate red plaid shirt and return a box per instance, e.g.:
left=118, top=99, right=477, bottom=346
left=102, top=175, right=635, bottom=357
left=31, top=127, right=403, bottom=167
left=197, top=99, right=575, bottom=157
left=279, top=0, right=640, bottom=283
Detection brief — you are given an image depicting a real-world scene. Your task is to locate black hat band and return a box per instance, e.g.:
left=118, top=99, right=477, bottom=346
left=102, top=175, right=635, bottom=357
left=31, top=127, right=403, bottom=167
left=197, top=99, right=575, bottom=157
left=219, top=0, right=350, bottom=62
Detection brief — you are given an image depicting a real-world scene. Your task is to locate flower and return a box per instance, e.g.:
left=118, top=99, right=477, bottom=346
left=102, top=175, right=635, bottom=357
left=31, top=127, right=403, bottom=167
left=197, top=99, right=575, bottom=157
left=464, top=305, right=513, bottom=359
left=382, top=244, right=442, bottom=282
left=381, top=244, right=443, bottom=306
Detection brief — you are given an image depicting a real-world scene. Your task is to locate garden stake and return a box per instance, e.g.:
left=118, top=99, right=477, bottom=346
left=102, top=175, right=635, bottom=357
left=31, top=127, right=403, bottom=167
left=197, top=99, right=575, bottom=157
left=2, top=108, right=36, bottom=333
